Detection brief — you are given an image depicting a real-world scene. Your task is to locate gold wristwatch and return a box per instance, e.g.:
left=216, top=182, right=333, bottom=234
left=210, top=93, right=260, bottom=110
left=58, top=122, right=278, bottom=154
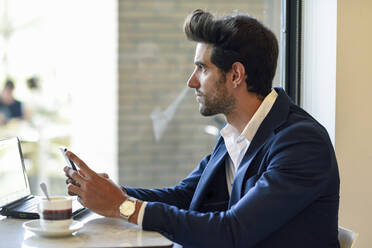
left=119, top=197, right=137, bottom=220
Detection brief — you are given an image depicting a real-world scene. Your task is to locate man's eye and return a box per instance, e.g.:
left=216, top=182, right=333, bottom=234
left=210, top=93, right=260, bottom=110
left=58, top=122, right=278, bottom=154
left=195, top=64, right=206, bottom=73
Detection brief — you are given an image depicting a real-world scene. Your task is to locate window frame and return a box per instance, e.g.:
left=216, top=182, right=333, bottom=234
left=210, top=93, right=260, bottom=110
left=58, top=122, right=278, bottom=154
left=282, top=0, right=302, bottom=105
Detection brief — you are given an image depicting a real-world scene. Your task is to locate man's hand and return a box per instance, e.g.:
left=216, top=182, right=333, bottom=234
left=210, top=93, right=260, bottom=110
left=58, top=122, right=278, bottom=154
left=63, top=151, right=126, bottom=218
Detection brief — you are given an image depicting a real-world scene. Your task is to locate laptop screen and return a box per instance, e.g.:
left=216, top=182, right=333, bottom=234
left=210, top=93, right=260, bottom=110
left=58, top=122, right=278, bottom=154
left=0, top=137, right=31, bottom=207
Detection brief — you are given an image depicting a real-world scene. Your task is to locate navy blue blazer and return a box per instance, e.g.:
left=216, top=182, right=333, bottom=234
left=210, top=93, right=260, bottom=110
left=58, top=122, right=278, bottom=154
left=124, top=88, right=340, bottom=248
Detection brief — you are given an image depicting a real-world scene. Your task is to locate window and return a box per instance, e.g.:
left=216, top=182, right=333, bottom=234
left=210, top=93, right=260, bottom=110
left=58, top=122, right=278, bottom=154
left=118, top=0, right=284, bottom=187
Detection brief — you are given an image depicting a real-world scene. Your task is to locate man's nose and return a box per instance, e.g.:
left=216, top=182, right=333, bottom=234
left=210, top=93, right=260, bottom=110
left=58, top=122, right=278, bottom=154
left=187, top=70, right=200, bottom=89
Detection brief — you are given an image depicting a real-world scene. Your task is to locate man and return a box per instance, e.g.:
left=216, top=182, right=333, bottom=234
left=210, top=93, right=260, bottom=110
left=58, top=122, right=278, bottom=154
left=64, top=9, right=340, bottom=248
left=0, top=79, right=24, bottom=124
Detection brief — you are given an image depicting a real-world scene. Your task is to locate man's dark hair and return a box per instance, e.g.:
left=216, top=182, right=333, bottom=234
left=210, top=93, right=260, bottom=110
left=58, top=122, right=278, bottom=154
left=4, top=79, right=15, bottom=91
left=184, top=9, right=278, bottom=97
left=27, top=76, right=39, bottom=89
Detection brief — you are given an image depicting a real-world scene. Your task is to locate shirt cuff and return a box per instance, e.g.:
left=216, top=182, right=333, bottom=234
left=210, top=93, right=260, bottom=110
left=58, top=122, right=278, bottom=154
left=137, top=201, right=147, bottom=227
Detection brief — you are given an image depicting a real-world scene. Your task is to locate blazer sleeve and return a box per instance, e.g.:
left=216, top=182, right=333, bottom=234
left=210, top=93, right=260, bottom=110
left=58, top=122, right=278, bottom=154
left=141, top=124, right=336, bottom=248
left=123, top=154, right=211, bottom=210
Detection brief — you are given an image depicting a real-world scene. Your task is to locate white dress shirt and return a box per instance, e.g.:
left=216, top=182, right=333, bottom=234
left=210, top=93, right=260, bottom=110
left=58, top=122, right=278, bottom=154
left=135, top=89, right=278, bottom=226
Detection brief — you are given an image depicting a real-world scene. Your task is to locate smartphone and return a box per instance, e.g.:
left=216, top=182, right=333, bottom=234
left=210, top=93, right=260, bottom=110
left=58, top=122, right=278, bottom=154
left=59, top=146, right=78, bottom=171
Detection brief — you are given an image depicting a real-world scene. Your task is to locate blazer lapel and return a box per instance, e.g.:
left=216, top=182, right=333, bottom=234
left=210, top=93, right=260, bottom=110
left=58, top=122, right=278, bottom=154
left=228, top=141, right=268, bottom=207
left=189, top=141, right=228, bottom=210
left=229, top=87, right=292, bottom=207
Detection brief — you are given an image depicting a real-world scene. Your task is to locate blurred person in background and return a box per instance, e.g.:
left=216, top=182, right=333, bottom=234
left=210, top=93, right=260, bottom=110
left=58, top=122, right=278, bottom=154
left=23, top=76, right=41, bottom=122
left=0, top=79, right=25, bottom=125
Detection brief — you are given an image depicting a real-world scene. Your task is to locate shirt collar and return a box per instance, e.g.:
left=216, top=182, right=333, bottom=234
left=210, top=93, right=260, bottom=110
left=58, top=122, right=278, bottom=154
left=220, top=89, right=278, bottom=142
left=242, top=89, right=278, bottom=141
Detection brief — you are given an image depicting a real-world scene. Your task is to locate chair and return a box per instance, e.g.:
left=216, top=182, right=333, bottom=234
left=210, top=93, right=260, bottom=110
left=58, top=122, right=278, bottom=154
left=338, top=226, right=358, bottom=248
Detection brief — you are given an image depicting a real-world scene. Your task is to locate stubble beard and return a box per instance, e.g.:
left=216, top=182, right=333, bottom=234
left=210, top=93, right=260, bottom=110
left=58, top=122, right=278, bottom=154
left=199, top=76, right=236, bottom=117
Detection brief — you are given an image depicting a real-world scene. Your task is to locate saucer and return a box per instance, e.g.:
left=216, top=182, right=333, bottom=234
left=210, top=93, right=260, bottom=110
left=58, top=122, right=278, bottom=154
left=23, top=220, right=84, bottom=238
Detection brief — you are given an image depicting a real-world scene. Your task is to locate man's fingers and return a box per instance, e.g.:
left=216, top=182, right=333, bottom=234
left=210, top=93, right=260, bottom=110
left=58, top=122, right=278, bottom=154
left=66, top=167, right=85, bottom=185
left=67, top=183, right=83, bottom=197
left=67, top=191, right=78, bottom=196
left=63, top=166, right=70, bottom=177
left=66, top=151, right=95, bottom=177
left=65, top=178, right=81, bottom=187
left=79, top=169, right=87, bottom=178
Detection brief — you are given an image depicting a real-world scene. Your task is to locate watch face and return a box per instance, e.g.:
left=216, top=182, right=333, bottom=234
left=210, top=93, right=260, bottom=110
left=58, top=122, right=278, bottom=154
left=120, top=200, right=136, bottom=217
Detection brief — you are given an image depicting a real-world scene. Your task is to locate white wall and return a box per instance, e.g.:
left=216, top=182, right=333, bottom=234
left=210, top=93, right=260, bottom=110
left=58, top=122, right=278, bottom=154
left=301, top=0, right=337, bottom=144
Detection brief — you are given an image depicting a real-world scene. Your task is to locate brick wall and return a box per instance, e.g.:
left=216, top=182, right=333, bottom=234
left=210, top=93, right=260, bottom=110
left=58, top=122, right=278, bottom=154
left=118, top=0, right=281, bottom=188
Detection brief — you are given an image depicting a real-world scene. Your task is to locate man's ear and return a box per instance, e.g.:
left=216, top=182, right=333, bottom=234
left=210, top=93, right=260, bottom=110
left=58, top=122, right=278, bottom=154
left=231, top=62, right=246, bottom=88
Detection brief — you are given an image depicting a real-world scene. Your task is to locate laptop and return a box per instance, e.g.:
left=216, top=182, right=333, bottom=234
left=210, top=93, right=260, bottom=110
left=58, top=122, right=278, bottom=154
left=0, top=137, right=87, bottom=219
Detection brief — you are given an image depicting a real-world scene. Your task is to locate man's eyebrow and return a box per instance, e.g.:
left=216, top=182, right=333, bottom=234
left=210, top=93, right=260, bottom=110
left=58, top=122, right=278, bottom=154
left=195, top=61, right=206, bottom=67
